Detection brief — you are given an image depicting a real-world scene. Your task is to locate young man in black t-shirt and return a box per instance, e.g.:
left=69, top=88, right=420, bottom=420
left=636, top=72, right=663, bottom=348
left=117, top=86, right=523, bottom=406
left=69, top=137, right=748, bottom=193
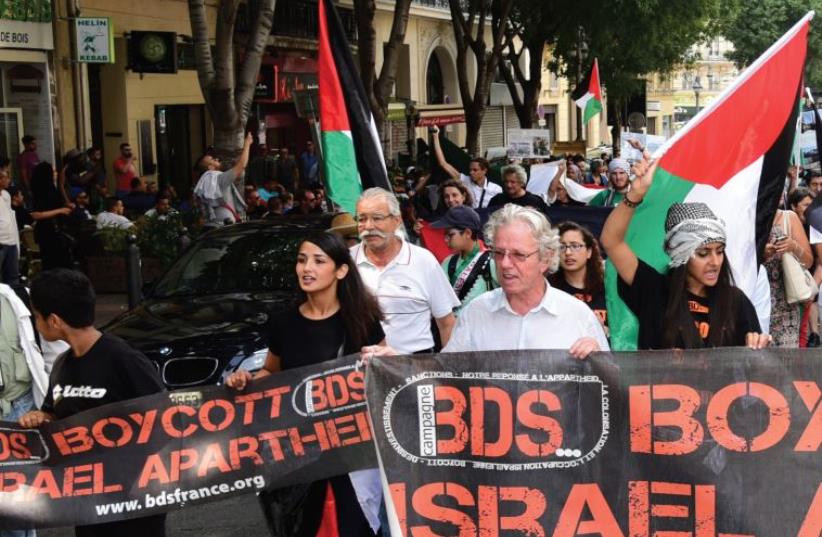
left=18, top=269, right=166, bottom=537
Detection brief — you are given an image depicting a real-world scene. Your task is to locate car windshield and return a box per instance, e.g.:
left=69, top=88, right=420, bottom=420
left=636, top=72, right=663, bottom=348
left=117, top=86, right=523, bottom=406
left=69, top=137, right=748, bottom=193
left=152, top=229, right=301, bottom=297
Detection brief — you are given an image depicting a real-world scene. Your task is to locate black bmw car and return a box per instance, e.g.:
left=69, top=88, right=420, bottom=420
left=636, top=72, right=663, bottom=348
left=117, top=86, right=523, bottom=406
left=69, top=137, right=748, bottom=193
left=104, top=214, right=336, bottom=389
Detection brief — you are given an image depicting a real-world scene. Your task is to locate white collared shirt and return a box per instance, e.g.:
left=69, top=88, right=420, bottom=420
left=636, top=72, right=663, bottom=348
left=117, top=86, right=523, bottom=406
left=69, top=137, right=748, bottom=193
left=351, top=240, right=460, bottom=354
left=443, top=281, right=610, bottom=353
left=460, top=173, right=502, bottom=209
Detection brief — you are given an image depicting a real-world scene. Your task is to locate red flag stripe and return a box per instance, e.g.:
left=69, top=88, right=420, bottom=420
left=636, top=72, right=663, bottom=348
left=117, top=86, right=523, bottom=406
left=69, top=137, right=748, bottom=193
left=318, top=0, right=351, bottom=132
left=589, top=58, right=602, bottom=102
left=659, top=21, right=809, bottom=189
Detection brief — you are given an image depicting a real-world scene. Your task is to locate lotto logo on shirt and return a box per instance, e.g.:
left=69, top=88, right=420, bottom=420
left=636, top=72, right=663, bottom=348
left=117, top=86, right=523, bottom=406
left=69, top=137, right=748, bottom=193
left=52, top=384, right=107, bottom=403
left=382, top=371, right=610, bottom=470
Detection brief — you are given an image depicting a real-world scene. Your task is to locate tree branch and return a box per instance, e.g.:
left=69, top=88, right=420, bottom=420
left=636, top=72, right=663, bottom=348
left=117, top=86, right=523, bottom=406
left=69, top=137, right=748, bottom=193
left=188, top=0, right=215, bottom=93
left=237, top=0, right=275, bottom=125
left=375, top=0, right=412, bottom=109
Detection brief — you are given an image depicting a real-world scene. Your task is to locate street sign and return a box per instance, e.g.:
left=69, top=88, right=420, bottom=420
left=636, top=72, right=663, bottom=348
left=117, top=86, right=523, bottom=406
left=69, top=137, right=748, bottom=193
left=538, top=119, right=547, bottom=127
left=75, top=18, right=114, bottom=63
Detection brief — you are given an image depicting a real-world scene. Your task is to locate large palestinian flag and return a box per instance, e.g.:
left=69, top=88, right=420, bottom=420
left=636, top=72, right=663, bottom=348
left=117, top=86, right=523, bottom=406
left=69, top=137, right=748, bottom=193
left=608, top=13, right=812, bottom=350
left=572, top=58, right=603, bottom=124
left=318, top=0, right=390, bottom=214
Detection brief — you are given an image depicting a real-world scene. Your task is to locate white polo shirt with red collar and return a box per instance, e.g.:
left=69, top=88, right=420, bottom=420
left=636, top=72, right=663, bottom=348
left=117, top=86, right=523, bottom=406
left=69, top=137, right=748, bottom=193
left=351, top=239, right=460, bottom=354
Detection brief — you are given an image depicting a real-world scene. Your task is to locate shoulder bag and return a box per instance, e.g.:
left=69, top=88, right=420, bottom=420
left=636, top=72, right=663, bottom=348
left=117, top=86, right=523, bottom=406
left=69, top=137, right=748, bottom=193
left=780, top=210, right=818, bottom=304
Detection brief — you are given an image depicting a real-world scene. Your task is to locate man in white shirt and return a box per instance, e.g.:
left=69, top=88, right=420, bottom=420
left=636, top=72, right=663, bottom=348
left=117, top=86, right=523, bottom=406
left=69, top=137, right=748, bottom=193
left=431, top=126, right=501, bottom=209
left=365, top=204, right=607, bottom=359
left=351, top=188, right=459, bottom=354
left=443, top=204, right=608, bottom=355
left=194, top=133, right=252, bottom=226
left=0, top=171, right=19, bottom=284
left=96, top=197, right=134, bottom=230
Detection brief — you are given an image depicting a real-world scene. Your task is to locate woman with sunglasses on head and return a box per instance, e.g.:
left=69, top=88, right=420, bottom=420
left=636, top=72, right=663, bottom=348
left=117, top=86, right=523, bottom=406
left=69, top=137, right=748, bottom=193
left=226, top=231, right=385, bottom=537
left=600, top=155, right=770, bottom=350
left=549, top=222, right=608, bottom=334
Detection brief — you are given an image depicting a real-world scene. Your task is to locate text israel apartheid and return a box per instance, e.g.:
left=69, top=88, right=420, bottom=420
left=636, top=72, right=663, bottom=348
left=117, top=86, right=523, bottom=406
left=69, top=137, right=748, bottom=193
left=0, top=355, right=374, bottom=529
left=366, top=349, right=822, bottom=537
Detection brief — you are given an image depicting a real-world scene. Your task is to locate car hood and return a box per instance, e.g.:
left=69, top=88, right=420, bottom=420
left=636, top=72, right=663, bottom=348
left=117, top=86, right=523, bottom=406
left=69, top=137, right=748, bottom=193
left=104, top=292, right=294, bottom=351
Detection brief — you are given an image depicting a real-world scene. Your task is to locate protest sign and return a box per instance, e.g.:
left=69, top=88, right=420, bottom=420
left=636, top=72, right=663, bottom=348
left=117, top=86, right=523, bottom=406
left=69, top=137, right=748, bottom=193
left=0, top=355, right=374, bottom=529
left=367, top=349, right=822, bottom=537
left=507, top=129, right=552, bottom=158
left=620, top=132, right=667, bottom=161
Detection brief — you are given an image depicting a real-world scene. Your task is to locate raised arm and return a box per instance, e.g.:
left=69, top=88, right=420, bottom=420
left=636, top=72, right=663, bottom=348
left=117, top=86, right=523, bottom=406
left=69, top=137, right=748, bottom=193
left=547, top=161, right=566, bottom=203
left=231, top=133, right=254, bottom=178
left=600, top=155, right=656, bottom=286
left=431, top=126, right=460, bottom=180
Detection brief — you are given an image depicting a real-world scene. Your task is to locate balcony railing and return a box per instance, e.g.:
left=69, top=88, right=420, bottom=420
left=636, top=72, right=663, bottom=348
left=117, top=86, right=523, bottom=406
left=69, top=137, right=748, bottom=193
left=413, top=0, right=451, bottom=8
left=238, top=0, right=357, bottom=43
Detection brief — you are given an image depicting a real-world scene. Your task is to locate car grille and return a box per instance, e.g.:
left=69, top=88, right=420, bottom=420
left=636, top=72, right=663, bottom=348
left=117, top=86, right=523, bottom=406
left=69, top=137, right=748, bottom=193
left=162, top=357, right=220, bottom=387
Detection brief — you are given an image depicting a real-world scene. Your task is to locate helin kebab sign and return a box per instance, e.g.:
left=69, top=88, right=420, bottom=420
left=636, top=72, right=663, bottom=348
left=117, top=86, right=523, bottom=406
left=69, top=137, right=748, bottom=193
left=367, top=350, right=822, bottom=536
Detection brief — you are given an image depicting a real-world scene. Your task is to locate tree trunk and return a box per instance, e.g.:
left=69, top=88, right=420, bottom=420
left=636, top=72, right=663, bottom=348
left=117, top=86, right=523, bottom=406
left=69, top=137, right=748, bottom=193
left=355, top=0, right=412, bottom=143
left=189, top=0, right=275, bottom=164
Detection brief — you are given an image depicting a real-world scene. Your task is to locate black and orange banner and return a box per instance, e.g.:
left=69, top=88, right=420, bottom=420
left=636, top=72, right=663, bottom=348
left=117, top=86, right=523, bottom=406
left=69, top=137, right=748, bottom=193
left=367, top=349, right=822, bottom=537
left=0, top=356, right=374, bottom=529
left=2, top=349, right=822, bottom=534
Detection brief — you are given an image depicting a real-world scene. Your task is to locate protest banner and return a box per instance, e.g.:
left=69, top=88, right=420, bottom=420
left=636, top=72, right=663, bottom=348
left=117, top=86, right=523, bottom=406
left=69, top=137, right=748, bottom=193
left=0, top=355, right=374, bottom=529
left=367, top=349, right=822, bottom=536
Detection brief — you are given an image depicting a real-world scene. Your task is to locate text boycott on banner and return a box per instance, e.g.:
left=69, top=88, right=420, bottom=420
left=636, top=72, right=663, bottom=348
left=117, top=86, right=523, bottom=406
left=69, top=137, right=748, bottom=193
left=0, top=356, right=374, bottom=529
left=367, top=350, right=822, bottom=536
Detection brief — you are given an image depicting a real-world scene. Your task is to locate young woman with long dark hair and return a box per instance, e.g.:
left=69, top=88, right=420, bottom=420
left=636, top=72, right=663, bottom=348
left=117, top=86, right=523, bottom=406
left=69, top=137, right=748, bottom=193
left=549, top=222, right=608, bottom=332
left=226, top=231, right=384, bottom=537
left=600, top=156, right=770, bottom=350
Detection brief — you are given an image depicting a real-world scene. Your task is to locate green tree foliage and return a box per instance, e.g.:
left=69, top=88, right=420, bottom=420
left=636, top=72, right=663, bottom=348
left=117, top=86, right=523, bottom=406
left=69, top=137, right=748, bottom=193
left=551, top=0, right=721, bottom=129
left=720, top=0, right=821, bottom=88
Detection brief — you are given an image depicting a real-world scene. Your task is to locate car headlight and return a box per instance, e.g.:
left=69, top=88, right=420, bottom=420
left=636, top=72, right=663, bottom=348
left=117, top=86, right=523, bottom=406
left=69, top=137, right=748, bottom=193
left=236, top=348, right=268, bottom=372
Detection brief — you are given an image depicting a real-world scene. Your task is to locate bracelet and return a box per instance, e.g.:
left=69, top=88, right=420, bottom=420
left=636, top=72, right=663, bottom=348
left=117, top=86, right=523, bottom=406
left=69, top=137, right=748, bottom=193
left=622, top=193, right=643, bottom=208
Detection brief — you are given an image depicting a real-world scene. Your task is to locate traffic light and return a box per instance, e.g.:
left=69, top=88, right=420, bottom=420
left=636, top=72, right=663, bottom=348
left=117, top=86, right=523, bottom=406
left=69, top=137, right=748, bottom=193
left=127, top=31, right=178, bottom=74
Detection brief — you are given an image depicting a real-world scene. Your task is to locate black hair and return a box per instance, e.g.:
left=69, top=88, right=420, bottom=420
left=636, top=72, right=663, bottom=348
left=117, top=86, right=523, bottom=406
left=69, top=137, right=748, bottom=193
left=22, top=135, right=35, bottom=145
left=7, top=185, right=20, bottom=198
left=661, top=255, right=738, bottom=348
left=31, top=161, right=58, bottom=202
left=789, top=187, right=812, bottom=210
left=549, top=222, right=604, bottom=296
left=297, top=232, right=383, bottom=349
left=105, top=196, right=121, bottom=211
left=30, top=269, right=96, bottom=328
left=120, top=142, right=130, bottom=151
left=0, top=157, right=10, bottom=169
left=155, top=192, right=170, bottom=204
left=470, top=157, right=489, bottom=171
left=130, top=177, right=142, bottom=190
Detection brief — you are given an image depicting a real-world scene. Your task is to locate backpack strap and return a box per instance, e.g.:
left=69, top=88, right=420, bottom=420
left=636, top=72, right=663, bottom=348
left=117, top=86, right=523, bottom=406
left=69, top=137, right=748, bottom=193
left=448, top=254, right=459, bottom=281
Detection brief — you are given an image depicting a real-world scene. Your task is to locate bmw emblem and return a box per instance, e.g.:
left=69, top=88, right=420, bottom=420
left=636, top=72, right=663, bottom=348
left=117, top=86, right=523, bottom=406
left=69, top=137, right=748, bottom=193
left=159, top=346, right=172, bottom=356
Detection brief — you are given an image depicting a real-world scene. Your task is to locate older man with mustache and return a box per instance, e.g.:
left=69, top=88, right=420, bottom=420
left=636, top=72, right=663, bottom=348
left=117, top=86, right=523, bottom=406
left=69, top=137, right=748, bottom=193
left=351, top=188, right=459, bottom=354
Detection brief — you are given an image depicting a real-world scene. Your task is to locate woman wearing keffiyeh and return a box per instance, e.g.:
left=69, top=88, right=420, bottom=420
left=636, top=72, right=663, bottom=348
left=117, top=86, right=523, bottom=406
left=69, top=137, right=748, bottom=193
left=600, top=154, right=771, bottom=350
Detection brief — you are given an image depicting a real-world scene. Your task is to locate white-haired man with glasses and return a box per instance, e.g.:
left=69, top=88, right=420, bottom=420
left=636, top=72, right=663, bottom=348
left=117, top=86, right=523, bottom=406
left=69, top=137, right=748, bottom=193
left=351, top=187, right=459, bottom=354
left=441, top=204, right=607, bottom=357
left=363, top=204, right=608, bottom=359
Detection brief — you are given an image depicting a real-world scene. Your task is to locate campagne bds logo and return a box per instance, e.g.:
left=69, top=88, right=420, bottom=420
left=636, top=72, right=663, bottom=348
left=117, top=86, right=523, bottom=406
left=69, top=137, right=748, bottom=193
left=383, top=371, right=610, bottom=470
left=0, top=427, right=49, bottom=467
left=292, top=361, right=367, bottom=417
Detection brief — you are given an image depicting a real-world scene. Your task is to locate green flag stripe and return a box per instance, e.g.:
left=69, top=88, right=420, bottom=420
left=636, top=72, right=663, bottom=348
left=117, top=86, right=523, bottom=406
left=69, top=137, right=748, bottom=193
left=583, top=98, right=603, bottom=124
left=604, top=166, right=695, bottom=350
left=322, top=130, right=361, bottom=215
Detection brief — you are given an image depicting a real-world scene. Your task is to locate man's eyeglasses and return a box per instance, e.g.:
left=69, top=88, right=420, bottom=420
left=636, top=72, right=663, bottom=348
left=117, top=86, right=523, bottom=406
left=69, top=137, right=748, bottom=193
left=491, top=248, right=539, bottom=263
left=355, top=213, right=391, bottom=224
left=559, top=243, right=587, bottom=252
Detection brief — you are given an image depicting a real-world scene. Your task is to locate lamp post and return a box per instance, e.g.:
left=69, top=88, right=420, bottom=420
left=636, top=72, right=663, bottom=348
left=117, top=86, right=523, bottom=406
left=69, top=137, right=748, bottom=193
left=570, top=26, right=588, bottom=142
left=692, top=75, right=703, bottom=117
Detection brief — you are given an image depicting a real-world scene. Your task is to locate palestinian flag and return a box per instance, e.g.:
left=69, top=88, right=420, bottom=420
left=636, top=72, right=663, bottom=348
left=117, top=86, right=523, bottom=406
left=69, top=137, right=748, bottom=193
left=318, top=0, right=390, bottom=214
left=572, top=58, right=603, bottom=124
left=607, top=12, right=812, bottom=350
